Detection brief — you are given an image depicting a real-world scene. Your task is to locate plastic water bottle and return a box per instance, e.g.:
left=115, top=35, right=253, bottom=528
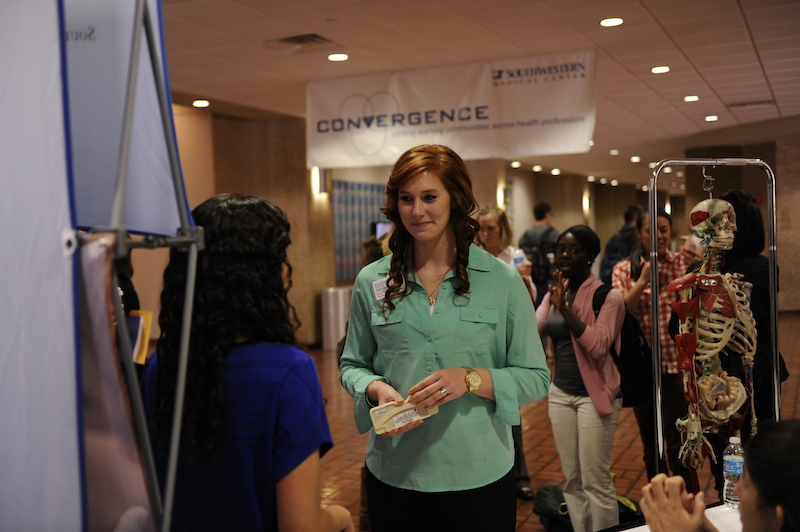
left=722, top=436, right=744, bottom=508
left=511, top=248, right=526, bottom=270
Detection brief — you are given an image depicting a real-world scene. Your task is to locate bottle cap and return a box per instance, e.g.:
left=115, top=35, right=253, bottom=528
left=729, top=436, right=741, bottom=444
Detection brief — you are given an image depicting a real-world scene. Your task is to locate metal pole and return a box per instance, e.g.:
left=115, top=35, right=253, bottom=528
left=647, top=165, right=665, bottom=476
left=104, top=0, right=166, bottom=521
left=102, top=1, right=204, bottom=528
left=760, top=163, right=780, bottom=419
left=110, top=258, right=164, bottom=520
left=109, top=0, right=146, bottom=229
left=141, top=0, right=191, bottom=228
left=161, top=243, right=199, bottom=532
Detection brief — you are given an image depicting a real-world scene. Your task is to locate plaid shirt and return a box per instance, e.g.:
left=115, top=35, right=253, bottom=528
left=611, top=251, right=691, bottom=374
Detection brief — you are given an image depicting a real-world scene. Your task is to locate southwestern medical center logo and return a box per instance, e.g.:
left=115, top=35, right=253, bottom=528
left=492, top=59, right=587, bottom=86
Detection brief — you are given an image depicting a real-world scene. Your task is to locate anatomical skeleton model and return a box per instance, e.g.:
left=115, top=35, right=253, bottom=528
left=667, top=198, right=757, bottom=471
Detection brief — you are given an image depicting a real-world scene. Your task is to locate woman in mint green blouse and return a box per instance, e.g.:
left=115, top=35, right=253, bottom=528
left=339, top=144, right=550, bottom=531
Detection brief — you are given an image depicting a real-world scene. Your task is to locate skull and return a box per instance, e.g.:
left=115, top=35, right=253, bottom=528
left=690, top=198, right=737, bottom=250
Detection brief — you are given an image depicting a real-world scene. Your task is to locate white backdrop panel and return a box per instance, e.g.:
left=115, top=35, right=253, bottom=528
left=65, top=0, right=189, bottom=236
left=0, top=1, right=82, bottom=529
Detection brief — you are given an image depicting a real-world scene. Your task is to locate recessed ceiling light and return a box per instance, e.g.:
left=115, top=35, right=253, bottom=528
left=511, top=161, right=521, bottom=168
left=532, top=165, right=543, bottom=172
left=192, top=99, right=210, bottom=108
left=642, top=185, right=650, bottom=192
left=609, top=149, right=619, bottom=156
left=680, top=184, right=686, bottom=190
left=587, top=175, right=596, bottom=182
left=600, top=18, right=623, bottom=27
left=663, top=167, right=672, bottom=173
left=705, top=115, right=719, bottom=122
left=611, top=179, right=619, bottom=186
left=651, top=66, right=670, bottom=74
left=630, top=156, right=641, bottom=163
left=600, top=178, right=608, bottom=184
left=676, top=171, right=684, bottom=177
left=328, top=53, right=348, bottom=62
left=684, top=95, right=699, bottom=102
left=551, top=168, right=561, bottom=176
left=588, top=139, right=595, bottom=147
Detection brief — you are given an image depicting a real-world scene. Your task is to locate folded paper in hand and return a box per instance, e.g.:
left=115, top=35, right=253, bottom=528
left=369, top=399, right=438, bottom=434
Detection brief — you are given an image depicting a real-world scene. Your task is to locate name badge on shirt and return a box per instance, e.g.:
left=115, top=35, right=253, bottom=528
left=372, top=276, right=389, bottom=301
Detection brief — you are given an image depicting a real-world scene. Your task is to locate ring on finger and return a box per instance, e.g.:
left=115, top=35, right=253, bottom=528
left=439, top=387, right=448, bottom=397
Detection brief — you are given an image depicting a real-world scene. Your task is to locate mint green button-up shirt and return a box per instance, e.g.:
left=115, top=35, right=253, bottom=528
left=340, top=244, right=550, bottom=492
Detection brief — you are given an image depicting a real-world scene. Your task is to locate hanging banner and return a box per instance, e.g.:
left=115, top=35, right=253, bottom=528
left=307, top=49, right=595, bottom=168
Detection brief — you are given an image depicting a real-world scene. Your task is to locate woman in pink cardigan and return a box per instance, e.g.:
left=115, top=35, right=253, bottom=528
left=536, top=225, right=625, bottom=532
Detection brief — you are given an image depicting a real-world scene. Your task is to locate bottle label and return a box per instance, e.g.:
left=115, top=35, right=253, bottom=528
left=723, top=456, right=744, bottom=475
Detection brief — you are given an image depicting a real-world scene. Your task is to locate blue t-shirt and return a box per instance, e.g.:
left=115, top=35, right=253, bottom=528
left=141, top=341, right=333, bottom=532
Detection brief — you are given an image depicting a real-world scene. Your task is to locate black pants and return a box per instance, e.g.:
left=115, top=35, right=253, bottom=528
left=365, top=466, right=516, bottom=532
left=512, top=424, right=531, bottom=489
left=633, top=373, right=694, bottom=490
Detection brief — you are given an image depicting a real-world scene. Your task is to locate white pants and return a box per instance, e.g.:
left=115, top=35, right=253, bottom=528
left=548, top=384, right=622, bottom=532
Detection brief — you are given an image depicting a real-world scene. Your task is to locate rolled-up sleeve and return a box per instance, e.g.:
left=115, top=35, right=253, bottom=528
left=487, top=262, right=550, bottom=425
left=339, top=269, right=386, bottom=434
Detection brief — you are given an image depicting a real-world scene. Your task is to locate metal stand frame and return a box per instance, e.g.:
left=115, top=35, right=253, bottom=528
left=88, top=0, right=203, bottom=529
left=646, top=157, right=779, bottom=476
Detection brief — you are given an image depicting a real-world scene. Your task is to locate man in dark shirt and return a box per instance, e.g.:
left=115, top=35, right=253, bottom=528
left=518, top=202, right=558, bottom=306
left=599, top=205, right=642, bottom=285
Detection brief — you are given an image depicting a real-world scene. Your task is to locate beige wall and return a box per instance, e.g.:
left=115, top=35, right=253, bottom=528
left=776, top=139, right=800, bottom=311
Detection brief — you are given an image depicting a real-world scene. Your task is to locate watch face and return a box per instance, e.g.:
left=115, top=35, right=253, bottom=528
left=466, top=370, right=481, bottom=389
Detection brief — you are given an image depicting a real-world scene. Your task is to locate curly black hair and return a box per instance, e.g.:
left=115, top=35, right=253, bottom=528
left=153, top=194, right=299, bottom=456
left=380, top=145, right=480, bottom=309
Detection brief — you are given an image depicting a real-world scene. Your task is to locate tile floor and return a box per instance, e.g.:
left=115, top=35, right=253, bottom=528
left=314, top=312, right=800, bottom=531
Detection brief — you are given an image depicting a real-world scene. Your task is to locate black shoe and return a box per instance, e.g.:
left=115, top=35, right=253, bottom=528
left=516, top=487, right=534, bottom=500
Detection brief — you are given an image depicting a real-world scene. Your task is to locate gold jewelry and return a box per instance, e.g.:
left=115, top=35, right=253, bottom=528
left=463, top=366, right=481, bottom=394
left=424, top=270, right=448, bottom=306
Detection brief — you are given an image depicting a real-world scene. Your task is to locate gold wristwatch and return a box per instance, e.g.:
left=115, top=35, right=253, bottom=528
left=463, top=366, right=481, bottom=394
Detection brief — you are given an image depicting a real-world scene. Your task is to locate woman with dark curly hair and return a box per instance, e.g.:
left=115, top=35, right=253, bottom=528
left=141, top=194, right=353, bottom=532
left=339, top=145, right=550, bottom=531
